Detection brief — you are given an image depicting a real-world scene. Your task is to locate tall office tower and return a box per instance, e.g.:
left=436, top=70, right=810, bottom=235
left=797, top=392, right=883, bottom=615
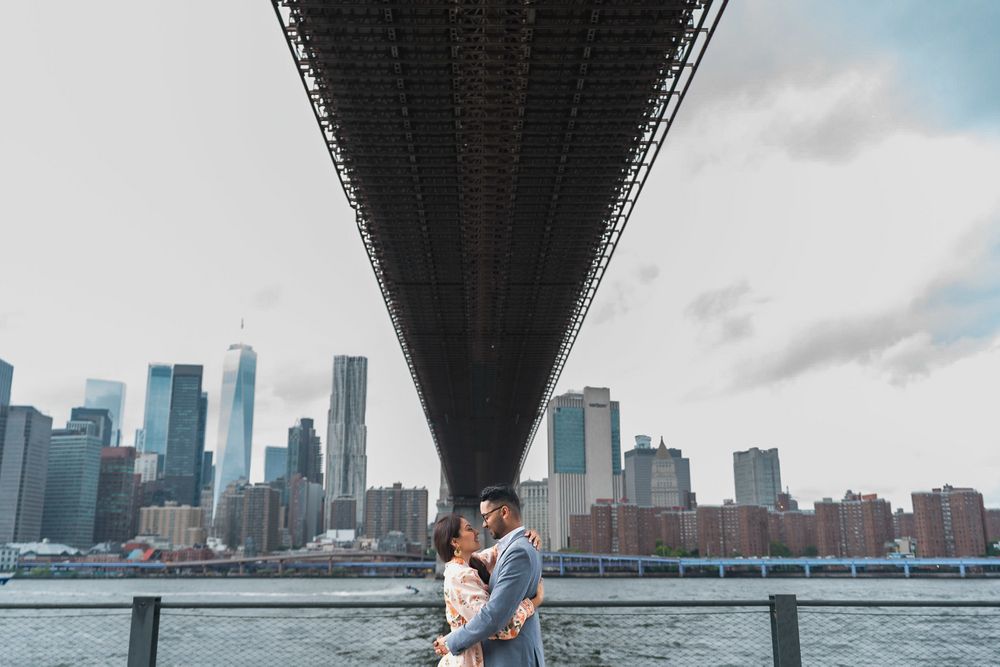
left=287, top=418, right=323, bottom=485
left=198, top=391, right=208, bottom=478
left=624, top=435, right=656, bottom=506
left=0, top=357, right=12, bottom=407
left=69, top=407, right=113, bottom=447
left=814, top=491, right=894, bottom=557
left=93, top=447, right=140, bottom=544
left=83, top=379, right=126, bottom=446
left=242, top=483, right=280, bottom=555
left=135, top=452, right=159, bottom=483
left=141, top=364, right=173, bottom=467
left=912, top=485, right=989, bottom=557
left=546, top=387, right=623, bottom=550
left=201, top=451, right=214, bottom=489
left=163, top=365, right=205, bottom=506
left=733, top=447, right=782, bottom=508
left=213, top=479, right=248, bottom=547
left=287, top=474, right=325, bottom=547
left=200, top=486, right=215, bottom=530
left=326, top=355, right=368, bottom=529
left=363, top=483, right=428, bottom=550
left=41, top=421, right=103, bottom=548
left=213, top=344, right=257, bottom=514
left=651, top=439, right=693, bottom=509
left=264, top=446, right=287, bottom=483
left=517, top=479, right=549, bottom=550
left=0, top=406, right=53, bottom=543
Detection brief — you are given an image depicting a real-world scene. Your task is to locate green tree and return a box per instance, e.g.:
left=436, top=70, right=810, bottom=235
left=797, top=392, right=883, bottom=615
left=802, top=545, right=818, bottom=557
left=769, top=541, right=792, bottom=558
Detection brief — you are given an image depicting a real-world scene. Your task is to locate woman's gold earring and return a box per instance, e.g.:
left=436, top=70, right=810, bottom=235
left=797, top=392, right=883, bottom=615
left=454, top=547, right=462, bottom=558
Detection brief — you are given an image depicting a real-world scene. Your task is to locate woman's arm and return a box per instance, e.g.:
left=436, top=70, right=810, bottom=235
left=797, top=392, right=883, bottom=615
left=447, top=566, right=536, bottom=641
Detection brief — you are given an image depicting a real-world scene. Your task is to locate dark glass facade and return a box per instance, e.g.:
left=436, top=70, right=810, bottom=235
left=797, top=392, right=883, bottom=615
left=163, top=365, right=204, bottom=506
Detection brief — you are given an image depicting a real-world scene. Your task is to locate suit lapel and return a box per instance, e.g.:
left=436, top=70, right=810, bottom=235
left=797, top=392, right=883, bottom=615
left=490, top=532, right=523, bottom=591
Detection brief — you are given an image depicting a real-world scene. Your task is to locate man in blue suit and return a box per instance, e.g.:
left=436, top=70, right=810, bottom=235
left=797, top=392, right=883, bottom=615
left=434, top=484, right=546, bottom=666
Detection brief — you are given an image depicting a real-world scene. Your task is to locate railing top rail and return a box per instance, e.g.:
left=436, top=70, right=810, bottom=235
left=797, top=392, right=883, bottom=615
left=2, top=598, right=999, bottom=611
left=0, top=603, right=134, bottom=610
left=796, top=599, right=1000, bottom=608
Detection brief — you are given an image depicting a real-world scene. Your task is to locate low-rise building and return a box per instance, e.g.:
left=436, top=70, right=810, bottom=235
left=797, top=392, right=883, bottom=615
left=138, top=502, right=205, bottom=548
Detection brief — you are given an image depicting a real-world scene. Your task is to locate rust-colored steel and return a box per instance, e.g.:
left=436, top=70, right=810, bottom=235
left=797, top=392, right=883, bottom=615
left=271, top=0, right=726, bottom=501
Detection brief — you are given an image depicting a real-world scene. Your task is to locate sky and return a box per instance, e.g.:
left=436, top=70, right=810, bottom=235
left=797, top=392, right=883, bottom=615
left=2, top=2, right=999, bottom=514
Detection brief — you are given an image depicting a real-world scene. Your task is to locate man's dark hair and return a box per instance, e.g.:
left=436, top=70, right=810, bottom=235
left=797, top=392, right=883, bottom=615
left=480, top=484, right=521, bottom=515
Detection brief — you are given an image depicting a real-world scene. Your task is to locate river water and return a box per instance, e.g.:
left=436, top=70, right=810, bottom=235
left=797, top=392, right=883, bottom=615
left=3, top=577, right=1000, bottom=665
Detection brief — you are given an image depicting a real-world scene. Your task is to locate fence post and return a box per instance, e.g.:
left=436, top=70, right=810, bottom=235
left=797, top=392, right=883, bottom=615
left=127, top=596, right=161, bottom=667
left=769, top=594, right=801, bottom=667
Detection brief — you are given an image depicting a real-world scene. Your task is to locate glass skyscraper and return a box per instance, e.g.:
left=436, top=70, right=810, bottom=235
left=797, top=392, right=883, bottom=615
left=733, top=447, right=782, bottom=508
left=0, top=357, right=12, bottom=407
left=546, top=387, right=623, bottom=550
left=326, top=355, right=368, bottom=529
left=264, top=446, right=287, bottom=483
left=41, top=420, right=103, bottom=548
left=141, top=364, right=173, bottom=464
left=213, top=344, right=257, bottom=514
left=163, top=364, right=205, bottom=506
left=83, top=379, right=126, bottom=446
left=0, top=406, right=53, bottom=543
left=287, top=417, right=323, bottom=485
left=69, top=407, right=113, bottom=447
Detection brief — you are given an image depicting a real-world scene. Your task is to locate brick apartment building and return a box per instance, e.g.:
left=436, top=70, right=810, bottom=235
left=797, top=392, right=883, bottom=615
left=912, top=485, right=988, bottom=557
left=696, top=504, right=768, bottom=558
left=813, top=491, right=893, bottom=557
left=892, top=508, right=916, bottom=539
left=767, top=511, right=817, bottom=556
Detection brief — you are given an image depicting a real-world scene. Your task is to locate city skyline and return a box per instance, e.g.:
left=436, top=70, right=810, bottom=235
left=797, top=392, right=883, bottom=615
left=3, top=2, right=1000, bottom=514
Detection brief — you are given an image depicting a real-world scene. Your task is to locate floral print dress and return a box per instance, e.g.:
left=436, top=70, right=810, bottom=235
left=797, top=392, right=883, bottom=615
left=439, top=545, right=536, bottom=667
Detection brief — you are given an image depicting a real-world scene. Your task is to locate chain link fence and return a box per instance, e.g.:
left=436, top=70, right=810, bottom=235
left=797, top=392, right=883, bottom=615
left=0, top=606, right=133, bottom=666
left=2, top=597, right=999, bottom=666
left=798, top=604, right=1000, bottom=666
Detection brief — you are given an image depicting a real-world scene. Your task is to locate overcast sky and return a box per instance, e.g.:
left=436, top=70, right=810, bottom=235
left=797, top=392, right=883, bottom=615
left=2, top=2, right=999, bottom=513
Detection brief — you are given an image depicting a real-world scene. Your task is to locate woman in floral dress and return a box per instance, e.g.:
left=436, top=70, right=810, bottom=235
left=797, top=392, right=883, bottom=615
left=433, top=514, right=544, bottom=667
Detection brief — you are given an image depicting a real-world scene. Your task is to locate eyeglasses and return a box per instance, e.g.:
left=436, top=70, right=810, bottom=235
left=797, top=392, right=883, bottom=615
left=481, top=506, right=506, bottom=522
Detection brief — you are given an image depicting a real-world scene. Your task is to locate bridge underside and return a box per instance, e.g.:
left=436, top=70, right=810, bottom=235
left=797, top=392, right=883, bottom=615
left=272, top=0, right=724, bottom=499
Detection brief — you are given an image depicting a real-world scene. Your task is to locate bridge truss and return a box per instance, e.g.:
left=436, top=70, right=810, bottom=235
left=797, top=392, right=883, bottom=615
left=271, top=0, right=727, bottom=501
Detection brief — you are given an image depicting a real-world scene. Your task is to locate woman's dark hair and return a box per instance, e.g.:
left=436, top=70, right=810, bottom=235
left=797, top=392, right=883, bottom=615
left=433, top=513, right=490, bottom=584
left=433, top=514, right=463, bottom=563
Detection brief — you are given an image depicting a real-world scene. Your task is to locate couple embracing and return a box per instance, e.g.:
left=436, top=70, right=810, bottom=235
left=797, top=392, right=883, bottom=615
left=431, top=484, right=546, bottom=666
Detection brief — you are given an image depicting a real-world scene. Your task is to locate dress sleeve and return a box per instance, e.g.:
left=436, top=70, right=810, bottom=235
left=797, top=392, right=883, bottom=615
left=449, top=567, right=535, bottom=641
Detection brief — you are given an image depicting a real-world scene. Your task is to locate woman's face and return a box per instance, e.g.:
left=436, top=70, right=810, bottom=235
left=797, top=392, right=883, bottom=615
left=451, top=518, right=480, bottom=557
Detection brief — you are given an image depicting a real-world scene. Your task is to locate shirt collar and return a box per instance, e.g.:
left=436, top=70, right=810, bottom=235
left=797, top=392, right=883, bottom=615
left=496, top=525, right=525, bottom=558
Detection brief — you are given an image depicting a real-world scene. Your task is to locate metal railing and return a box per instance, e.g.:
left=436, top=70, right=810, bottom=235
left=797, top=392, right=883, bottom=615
left=2, top=596, right=999, bottom=666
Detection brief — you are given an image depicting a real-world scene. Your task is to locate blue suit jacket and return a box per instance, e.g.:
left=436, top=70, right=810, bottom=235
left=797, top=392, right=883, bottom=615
left=445, top=533, right=545, bottom=666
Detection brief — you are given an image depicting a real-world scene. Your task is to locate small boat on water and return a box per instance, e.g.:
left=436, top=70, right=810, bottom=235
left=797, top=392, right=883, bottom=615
left=0, top=572, right=14, bottom=586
